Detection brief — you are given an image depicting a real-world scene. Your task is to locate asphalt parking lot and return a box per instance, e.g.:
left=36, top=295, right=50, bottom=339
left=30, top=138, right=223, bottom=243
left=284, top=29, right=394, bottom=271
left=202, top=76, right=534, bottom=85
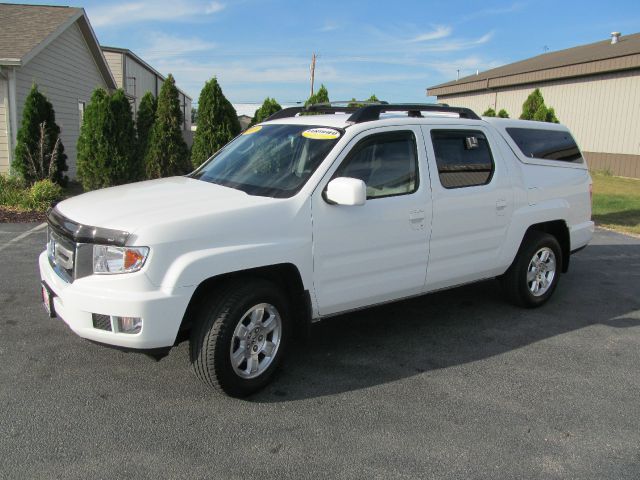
left=0, top=223, right=639, bottom=480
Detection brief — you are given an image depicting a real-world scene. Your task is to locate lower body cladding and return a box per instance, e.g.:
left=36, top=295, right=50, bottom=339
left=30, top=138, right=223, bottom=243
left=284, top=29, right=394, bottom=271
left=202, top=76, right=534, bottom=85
left=38, top=251, right=194, bottom=350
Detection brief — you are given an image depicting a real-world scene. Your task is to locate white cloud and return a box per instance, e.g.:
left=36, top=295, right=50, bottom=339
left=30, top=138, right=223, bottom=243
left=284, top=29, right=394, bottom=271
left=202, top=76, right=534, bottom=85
left=318, top=21, right=340, bottom=32
left=88, top=0, right=225, bottom=27
left=417, top=31, right=494, bottom=52
left=205, top=1, right=225, bottom=14
left=408, top=25, right=452, bottom=43
left=140, top=32, right=216, bottom=60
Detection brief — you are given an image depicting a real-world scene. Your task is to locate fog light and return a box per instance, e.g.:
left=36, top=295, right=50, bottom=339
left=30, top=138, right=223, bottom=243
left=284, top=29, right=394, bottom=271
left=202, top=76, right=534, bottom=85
left=114, top=316, right=142, bottom=334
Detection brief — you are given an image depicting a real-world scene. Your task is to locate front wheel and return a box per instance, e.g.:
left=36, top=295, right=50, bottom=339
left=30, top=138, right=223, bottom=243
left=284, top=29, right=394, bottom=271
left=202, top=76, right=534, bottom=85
left=500, top=231, right=562, bottom=308
left=189, top=279, right=290, bottom=397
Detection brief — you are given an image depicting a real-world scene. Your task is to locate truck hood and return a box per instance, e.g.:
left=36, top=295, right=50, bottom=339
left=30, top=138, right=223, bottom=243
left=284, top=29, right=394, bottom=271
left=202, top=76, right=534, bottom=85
left=56, top=177, right=271, bottom=233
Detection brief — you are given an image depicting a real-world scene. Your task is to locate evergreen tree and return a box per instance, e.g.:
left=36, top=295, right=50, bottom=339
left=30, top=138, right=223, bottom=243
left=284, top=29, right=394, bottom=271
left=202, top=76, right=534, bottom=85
left=136, top=91, right=157, bottom=174
left=191, top=77, right=241, bottom=168
left=482, top=107, right=496, bottom=117
left=497, top=109, right=510, bottom=118
left=77, top=88, right=110, bottom=190
left=520, top=88, right=558, bottom=122
left=76, top=88, right=137, bottom=190
left=520, top=88, right=545, bottom=120
left=13, top=84, right=68, bottom=186
left=250, top=97, right=282, bottom=126
left=348, top=94, right=380, bottom=107
left=533, top=104, right=549, bottom=122
left=305, top=84, right=329, bottom=106
left=108, top=89, right=138, bottom=184
left=145, top=74, right=190, bottom=178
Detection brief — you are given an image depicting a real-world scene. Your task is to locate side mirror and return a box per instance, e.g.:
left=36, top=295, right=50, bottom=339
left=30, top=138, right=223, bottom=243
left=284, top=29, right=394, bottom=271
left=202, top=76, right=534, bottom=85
left=325, top=177, right=367, bottom=206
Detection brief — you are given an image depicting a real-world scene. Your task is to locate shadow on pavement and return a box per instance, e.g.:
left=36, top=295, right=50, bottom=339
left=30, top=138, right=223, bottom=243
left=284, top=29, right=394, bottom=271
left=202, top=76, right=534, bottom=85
left=252, top=242, right=640, bottom=402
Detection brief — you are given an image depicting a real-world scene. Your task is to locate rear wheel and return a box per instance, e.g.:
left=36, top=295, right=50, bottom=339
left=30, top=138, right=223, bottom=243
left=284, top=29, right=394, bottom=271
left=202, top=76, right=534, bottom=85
left=500, top=231, right=562, bottom=308
left=189, top=279, right=290, bottom=397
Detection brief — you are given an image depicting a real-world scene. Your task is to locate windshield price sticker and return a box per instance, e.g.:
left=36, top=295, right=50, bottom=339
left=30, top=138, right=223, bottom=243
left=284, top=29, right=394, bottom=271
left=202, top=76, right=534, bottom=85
left=243, top=125, right=262, bottom=135
left=302, top=128, right=340, bottom=140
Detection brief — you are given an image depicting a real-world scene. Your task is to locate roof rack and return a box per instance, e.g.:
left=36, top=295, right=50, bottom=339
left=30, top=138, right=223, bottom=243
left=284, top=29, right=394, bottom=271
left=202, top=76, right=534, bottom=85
left=265, top=102, right=480, bottom=123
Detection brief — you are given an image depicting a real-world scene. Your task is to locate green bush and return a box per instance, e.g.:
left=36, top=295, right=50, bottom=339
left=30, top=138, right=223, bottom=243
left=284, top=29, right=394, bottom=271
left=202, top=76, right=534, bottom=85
left=497, top=109, right=510, bottom=118
left=482, top=107, right=496, bottom=117
left=0, top=175, right=62, bottom=211
left=29, top=179, right=63, bottom=210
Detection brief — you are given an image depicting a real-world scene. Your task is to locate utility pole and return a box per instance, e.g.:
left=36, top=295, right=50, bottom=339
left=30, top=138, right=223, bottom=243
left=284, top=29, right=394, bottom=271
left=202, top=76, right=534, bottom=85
left=310, top=52, right=317, bottom=97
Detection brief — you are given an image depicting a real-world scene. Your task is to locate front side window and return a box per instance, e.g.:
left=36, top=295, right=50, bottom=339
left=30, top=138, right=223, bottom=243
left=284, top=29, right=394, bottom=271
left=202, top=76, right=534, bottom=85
left=334, top=131, right=418, bottom=199
left=506, top=127, right=583, bottom=163
left=431, top=130, right=494, bottom=189
left=192, top=124, right=342, bottom=198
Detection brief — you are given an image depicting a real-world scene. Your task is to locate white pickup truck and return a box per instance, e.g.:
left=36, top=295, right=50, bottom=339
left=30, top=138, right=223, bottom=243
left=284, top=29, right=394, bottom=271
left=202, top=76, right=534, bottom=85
left=39, top=103, right=594, bottom=396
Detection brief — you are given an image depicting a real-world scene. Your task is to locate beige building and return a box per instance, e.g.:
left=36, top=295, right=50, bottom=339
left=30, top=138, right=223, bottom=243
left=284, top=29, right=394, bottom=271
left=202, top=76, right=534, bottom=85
left=428, top=32, right=640, bottom=178
left=101, top=46, right=192, bottom=145
left=0, top=4, right=116, bottom=177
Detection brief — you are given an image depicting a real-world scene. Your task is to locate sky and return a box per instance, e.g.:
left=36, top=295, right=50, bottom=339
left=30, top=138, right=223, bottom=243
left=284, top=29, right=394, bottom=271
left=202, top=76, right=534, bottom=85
left=11, top=0, right=640, bottom=106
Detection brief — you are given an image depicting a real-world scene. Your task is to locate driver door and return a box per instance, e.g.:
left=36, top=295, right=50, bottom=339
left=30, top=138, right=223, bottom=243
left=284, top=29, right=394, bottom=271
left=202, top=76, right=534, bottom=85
left=311, top=126, right=432, bottom=316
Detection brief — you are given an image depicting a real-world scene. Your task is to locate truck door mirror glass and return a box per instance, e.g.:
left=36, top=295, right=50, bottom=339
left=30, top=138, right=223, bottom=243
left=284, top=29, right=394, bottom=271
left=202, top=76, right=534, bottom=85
left=325, top=177, right=367, bottom=206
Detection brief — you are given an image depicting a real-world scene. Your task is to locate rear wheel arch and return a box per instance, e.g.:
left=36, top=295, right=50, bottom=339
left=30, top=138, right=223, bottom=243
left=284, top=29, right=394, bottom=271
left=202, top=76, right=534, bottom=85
left=519, top=220, right=570, bottom=273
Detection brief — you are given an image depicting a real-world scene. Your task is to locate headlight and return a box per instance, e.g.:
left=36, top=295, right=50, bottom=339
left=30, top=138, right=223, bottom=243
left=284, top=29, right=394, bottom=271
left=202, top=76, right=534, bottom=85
left=93, top=245, right=149, bottom=274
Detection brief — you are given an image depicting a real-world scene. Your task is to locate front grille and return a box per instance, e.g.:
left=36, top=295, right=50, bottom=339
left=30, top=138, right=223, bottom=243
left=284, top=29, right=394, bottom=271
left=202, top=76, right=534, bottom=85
left=47, top=229, right=76, bottom=282
left=92, top=314, right=112, bottom=331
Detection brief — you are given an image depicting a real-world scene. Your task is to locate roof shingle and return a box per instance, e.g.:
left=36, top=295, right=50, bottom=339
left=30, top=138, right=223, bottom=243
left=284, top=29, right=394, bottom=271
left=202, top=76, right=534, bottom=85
left=0, top=3, right=81, bottom=61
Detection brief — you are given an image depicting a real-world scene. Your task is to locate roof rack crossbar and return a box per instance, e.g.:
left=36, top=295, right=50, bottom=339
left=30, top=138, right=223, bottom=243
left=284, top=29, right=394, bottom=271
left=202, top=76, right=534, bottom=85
left=347, top=104, right=480, bottom=123
left=264, top=103, right=480, bottom=122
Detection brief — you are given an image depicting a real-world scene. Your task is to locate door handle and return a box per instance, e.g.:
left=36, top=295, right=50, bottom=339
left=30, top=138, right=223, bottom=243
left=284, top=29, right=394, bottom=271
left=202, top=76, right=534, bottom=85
left=409, top=209, right=426, bottom=230
left=496, top=199, right=507, bottom=215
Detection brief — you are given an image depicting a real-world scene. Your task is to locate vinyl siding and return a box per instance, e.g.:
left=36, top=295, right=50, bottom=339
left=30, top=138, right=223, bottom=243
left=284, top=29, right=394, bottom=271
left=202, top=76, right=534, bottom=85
left=0, top=77, right=8, bottom=173
left=15, top=22, right=107, bottom=177
left=103, top=51, right=123, bottom=87
left=124, top=54, right=159, bottom=115
left=438, top=69, right=640, bottom=158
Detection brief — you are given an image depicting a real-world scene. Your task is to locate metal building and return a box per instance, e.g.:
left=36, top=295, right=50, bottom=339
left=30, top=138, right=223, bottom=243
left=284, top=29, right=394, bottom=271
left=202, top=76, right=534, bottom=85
left=427, top=32, right=640, bottom=178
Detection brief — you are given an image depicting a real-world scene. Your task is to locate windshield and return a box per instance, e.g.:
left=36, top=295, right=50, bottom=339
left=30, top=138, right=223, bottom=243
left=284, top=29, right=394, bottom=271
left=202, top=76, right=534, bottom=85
left=191, top=124, right=342, bottom=198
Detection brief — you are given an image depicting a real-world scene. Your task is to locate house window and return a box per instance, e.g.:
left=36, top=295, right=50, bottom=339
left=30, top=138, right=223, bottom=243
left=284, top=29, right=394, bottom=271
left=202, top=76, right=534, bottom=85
left=78, top=101, right=86, bottom=129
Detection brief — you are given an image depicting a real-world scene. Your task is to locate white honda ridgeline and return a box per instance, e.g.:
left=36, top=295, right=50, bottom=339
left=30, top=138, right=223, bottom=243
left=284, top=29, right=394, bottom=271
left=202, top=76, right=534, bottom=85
left=39, top=103, right=593, bottom=396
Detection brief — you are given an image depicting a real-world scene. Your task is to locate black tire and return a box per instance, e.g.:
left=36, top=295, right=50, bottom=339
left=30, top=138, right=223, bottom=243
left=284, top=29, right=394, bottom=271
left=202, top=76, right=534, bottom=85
left=189, top=278, right=290, bottom=397
left=500, top=231, right=562, bottom=308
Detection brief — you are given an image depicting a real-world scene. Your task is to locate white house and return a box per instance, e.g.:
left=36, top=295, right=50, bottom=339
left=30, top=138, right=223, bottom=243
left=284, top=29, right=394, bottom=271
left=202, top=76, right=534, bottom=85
left=0, top=3, right=116, bottom=177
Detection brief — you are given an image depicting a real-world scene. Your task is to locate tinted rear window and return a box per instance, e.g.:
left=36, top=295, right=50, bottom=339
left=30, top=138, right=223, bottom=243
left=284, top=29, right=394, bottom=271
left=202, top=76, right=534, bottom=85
left=506, top=128, right=582, bottom=163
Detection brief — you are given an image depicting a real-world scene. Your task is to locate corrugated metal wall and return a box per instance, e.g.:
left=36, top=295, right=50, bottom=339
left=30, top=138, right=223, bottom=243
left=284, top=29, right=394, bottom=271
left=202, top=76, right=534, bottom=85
left=438, top=69, right=640, bottom=177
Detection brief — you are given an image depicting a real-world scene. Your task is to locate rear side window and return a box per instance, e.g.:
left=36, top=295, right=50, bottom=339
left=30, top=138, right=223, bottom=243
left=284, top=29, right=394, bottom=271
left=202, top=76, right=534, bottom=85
left=431, top=130, right=494, bottom=189
left=506, top=128, right=583, bottom=163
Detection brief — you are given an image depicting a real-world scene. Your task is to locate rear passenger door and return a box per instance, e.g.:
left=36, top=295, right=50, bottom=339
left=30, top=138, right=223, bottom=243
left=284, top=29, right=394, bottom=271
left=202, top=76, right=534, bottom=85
left=421, top=126, right=513, bottom=290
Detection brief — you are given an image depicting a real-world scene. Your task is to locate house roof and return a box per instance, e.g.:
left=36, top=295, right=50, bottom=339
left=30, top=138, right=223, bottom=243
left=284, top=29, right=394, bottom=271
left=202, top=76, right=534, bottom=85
left=0, top=3, right=116, bottom=88
left=428, top=32, right=640, bottom=97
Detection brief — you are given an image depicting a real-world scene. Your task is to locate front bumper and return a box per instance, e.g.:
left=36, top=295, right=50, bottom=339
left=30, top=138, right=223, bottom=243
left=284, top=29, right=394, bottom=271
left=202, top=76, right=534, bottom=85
left=38, top=251, right=194, bottom=349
